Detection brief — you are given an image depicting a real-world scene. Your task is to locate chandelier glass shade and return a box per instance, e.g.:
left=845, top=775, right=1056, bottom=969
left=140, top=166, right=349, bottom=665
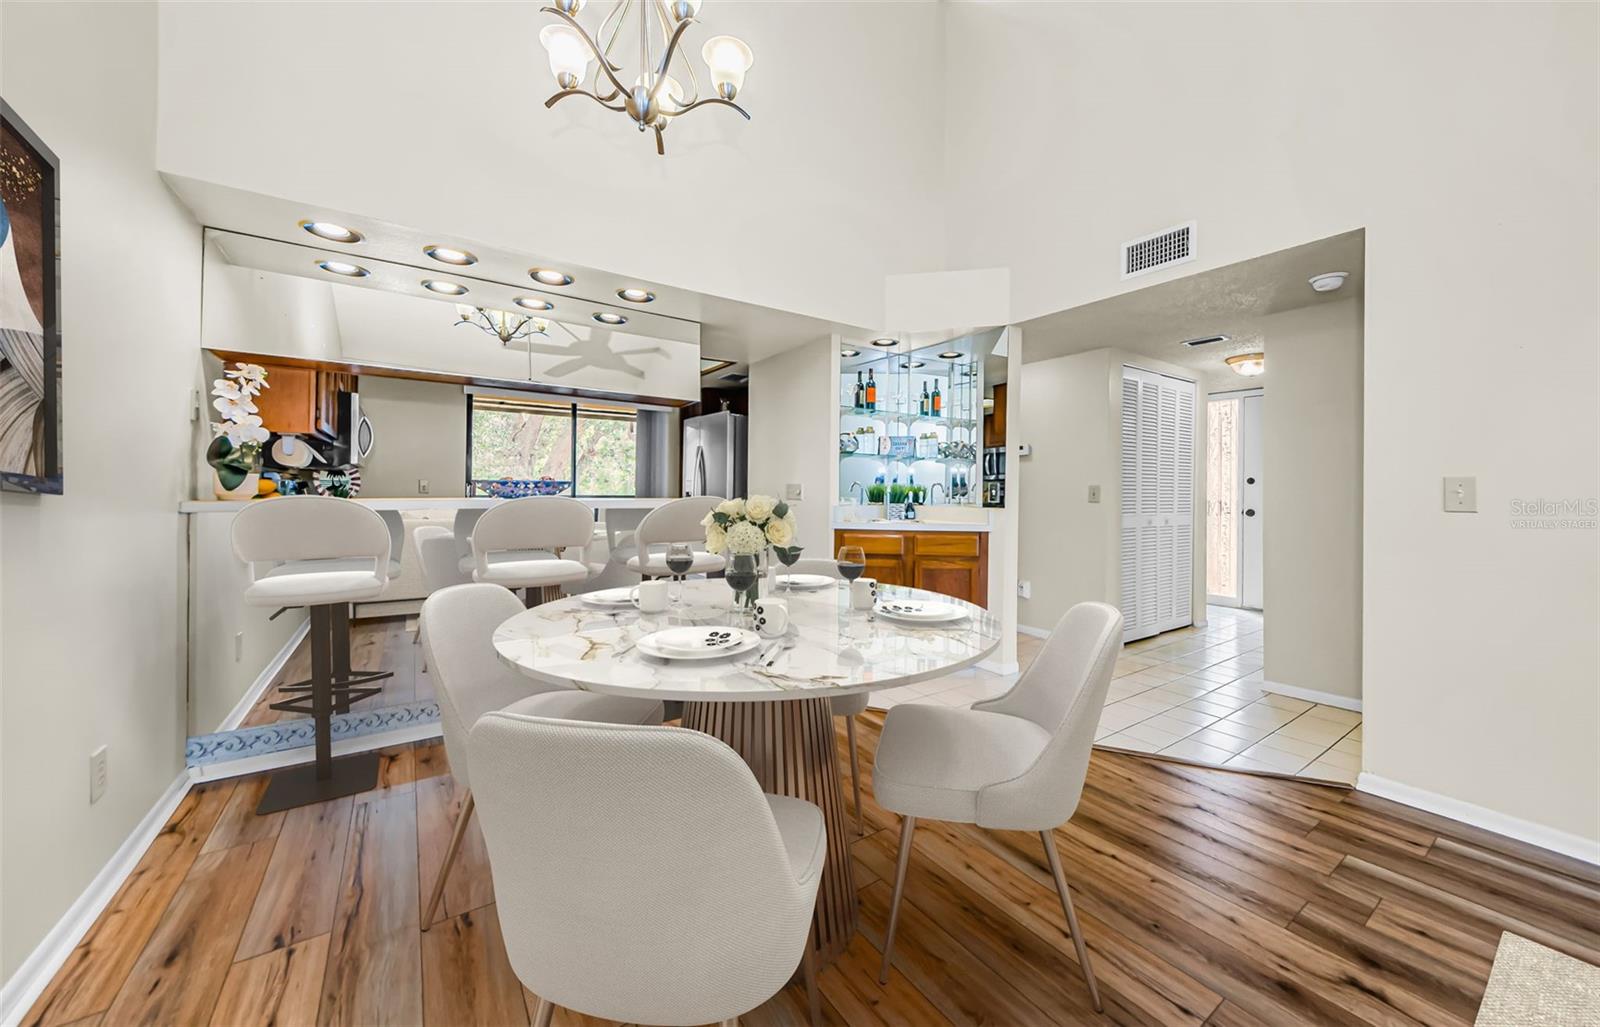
left=537, top=0, right=752, bottom=154
left=455, top=305, right=548, bottom=346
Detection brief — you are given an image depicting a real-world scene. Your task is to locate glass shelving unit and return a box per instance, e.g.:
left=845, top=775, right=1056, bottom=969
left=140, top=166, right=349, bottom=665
left=839, top=348, right=981, bottom=508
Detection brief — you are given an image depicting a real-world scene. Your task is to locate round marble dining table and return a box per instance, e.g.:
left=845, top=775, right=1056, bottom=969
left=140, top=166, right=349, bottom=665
left=493, top=578, right=1003, bottom=965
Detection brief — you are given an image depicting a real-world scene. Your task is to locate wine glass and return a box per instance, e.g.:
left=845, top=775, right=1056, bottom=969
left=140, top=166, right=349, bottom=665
left=836, top=545, right=866, bottom=596
left=774, top=546, right=803, bottom=592
left=664, top=542, right=694, bottom=605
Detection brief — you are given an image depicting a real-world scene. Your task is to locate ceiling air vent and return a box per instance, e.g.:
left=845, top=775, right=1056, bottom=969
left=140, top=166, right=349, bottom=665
left=1179, top=334, right=1230, bottom=349
left=1122, top=221, right=1196, bottom=280
left=720, top=372, right=749, bottom=384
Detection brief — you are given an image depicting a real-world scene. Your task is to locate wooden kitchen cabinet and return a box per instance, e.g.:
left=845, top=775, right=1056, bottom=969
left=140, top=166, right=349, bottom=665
left=252, top=362, right=349, bottom=440
left=983, top=382, right=1007, bottom=448
left=833, top=528, right=988, bottom=607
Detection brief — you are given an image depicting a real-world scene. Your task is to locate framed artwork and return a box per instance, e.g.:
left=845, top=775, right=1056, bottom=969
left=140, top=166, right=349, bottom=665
left=1, top=99, right=62, bottom=494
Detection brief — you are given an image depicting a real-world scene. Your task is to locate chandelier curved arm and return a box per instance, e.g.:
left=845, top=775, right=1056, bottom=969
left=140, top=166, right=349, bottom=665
left=595, top=0, right=629, bottom=73
left=671, top=96, right=752, bottom=121
left=539, top=6, right=633, bottom=100
left=655, top=124, right=666, bottom=155
left=653, top=13, right=696, bottom=82
left=544, top=87, right=628, bottom=113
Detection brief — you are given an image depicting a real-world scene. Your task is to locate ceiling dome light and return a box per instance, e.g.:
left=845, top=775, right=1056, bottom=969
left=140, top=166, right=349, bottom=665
left=514, top=296, right=554, bottom=312
left=870, top=338, right=897, bottom=348
left=1226, top=352, right=1266, bottom=377
left=1309, top=271, right=1349, bottom=293
left=937, top=350, right=962, bottom=360
left=840, top=348, right=860, bottom=358
left=301, top=220, right=363, bottom=244
left=423, top=279, right=469, bottom=296
left=317, top=259, right=369, bottom=277
left=424, top=245, right=478, bottom=266
left=617, top=288, right=655, bottom=303
left=593, top=312, right=627, bottom=325
left=531, top=268, right=574, bottom=287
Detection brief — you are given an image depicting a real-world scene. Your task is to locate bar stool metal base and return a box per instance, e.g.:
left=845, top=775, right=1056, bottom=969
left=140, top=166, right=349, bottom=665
left=256, top=751, right=380, bottom=815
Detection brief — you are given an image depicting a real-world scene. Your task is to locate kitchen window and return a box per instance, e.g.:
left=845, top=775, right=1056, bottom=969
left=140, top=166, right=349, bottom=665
left=467, top=395, right=637, bottom=497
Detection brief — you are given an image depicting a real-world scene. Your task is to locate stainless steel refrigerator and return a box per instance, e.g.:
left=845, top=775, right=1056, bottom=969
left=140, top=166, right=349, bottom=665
left=682, top=410, right=746, bottom=499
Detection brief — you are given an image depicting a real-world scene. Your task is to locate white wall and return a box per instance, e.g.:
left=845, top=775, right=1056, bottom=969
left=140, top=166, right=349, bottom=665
left=155, top=1, right=948, bottom=332
left=200, top=242, right=343, bottom=360
left=0, top=0, right=202, bottom=982
left=1261, top=298, right=1363, bottom=704
left=355, top=376, right=468, bottom=499
left=747, top=338, right=834, bottom=554
left=946, top=2, right=1599, bottom=848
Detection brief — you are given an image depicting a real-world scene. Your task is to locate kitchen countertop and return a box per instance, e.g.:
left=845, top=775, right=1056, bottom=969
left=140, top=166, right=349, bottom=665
left=180, top=496, right=677, bottom=514
left=831, top=517, right=990, bottom=533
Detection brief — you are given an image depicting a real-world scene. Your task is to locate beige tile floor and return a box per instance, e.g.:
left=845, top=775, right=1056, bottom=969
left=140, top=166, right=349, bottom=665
left=868, top=605, right=1362, bottom=785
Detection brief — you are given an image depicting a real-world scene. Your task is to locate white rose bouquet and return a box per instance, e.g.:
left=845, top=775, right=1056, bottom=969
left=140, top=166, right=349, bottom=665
left=702, top=493, right=803, bottom=564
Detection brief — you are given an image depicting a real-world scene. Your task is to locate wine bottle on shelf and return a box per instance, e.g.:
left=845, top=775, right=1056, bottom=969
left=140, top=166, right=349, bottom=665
left=920, top=382, right=930, bottom=416
left=854, top=371, right=864, bottom=409
left=932, top=379, right=943, bottom=416
left=866, top=370, right=877, bottom=411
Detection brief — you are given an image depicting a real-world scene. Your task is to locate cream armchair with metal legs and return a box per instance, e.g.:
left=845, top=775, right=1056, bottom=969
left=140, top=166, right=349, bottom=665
left=626, top=495, right=727, bottom=578
left=871, top=601, right=1124, bottom=1010
left=469, top=711, right=825, bottom=1027
left=418, top=583, right=662, bottom=930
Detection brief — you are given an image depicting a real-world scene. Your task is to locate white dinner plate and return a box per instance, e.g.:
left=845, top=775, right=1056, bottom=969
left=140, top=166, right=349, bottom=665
left=580, top=587, right=636, bottom=607
left=875, top=600, right=967, bottom=625
left=776, top=574, right=835, bottom=590
left=636, top=627, right=762, bottom=661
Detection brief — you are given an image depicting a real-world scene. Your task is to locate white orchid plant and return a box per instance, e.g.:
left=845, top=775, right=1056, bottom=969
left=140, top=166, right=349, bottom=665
left=206, top=363, right=271, bottom=491
left=702, top=495, right=802, bottom=563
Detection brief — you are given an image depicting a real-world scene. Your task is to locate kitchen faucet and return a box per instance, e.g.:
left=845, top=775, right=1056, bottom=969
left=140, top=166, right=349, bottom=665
left=930, top=482, right=946, bottom=505
left=849, top=482, right=864, bottom=505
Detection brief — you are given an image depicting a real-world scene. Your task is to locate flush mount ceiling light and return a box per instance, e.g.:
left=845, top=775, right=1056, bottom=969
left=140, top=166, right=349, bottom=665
left=317, top=259, right=369, bottom=277
left=1309, top=271, right=1349, bottom=293
left=301, top=220, right=363, bottom=244
left=455, top=305, right=546, bottom=345
left=593, top=311, right=628, bottom=325
left=424, top=245, right=478, bottom=266
left=538, top=0, right=752, bottom=156
left=530, top=268, right=574, bottom=287
left=616, top=287, right=655, bottom=303
left=1179, top=334, right=1231, bottom=348
left=840, top=348, right=860, bottom=358
left=937, top=350, right=962, bottom=359
left=514, top=296, right=555, bottom=312
left=870, top=338, right=897, bottom=348
left=1226, top=352, right=1266, bottom=377
left=899, top=360, right=926, bottom=369
left=423, top=279, right=469, bottom=296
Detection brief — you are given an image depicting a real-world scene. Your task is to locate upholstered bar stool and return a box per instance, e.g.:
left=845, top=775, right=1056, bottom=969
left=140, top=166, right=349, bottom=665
left=625, top=496, right=728, bottom=579
left=470, top=496, right=595, bottom=606
left=232, top=496, right=394, bottom=813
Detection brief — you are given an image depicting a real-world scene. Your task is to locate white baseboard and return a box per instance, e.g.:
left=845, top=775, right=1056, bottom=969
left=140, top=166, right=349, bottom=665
left=1017, top=623, right=1050, bottom=639
left=188, top=722, right=443, bottom=783
left=216, top=619, right=310, bottom=733
left=1357, top=772, right=1600, bottom=867
left=1261, top=678, right=1362, bottom=713
left=0, top=769, right=195, bottom=1027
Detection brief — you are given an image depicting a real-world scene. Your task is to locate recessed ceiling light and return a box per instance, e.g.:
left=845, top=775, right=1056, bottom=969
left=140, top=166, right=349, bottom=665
left=317, top=259, right=369, bottom=277
left=1308, top=271, right=1349, bottom=293
left=593, top=312, right=627, bottom=325
left=840, top=348, right=860, bottom=358
left=531, top=268, right=574, bottom=287
left=301, top=220, right=363, bottom=244
left=514, top=296, right=554, bottom=312
left=899, top=360, right=926, bottom=369
left=1226, top=352, right=1266, bottom=377
left=937, top=350, right=962, bottom=359
left=422, top=279, right=469, bottom=295
left=616, top=288, right=655, bottom=303
left=1179, top=334, right=1231, bottom=348
left=424, top=244, right=478, bottom=266
left=870, top=338, right=897, bottom=347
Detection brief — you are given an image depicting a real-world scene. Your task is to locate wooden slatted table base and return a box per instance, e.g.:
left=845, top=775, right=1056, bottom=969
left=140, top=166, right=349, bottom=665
left=682, top=697, right=859, bottom=966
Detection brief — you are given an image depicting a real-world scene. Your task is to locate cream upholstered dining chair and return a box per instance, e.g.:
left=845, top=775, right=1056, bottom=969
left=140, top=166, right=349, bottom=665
left=871, top=600, right=1123, bottom=1010
left=626, top=496, right=728, bottom=578
left=418, top=583, right=663, bottom=930
left=411, top=523, right=469, bottom=672
left=470, top=496, right=595, bottom=604
left=469, top=711, right=825, bottom=1027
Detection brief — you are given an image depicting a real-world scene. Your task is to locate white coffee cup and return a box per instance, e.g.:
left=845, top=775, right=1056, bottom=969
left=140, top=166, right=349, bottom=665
left=754, top=597, right=789, bottom=638
left=849, top=577, right=878, bottom=611
left=630, top=580, right=670, bottom=614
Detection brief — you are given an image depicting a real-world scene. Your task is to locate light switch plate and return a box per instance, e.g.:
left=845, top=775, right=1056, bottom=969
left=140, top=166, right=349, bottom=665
left=1443, top=476, right=1477, bottom=513
left=90, top=746, right=108, bottom=805
left=1018, top=580, right=1032, bottom=599
left=1087, top=485, right=1102, bottom=503
left=785, top=483, right=803, bottom=501
left=418, top=479, right=431, bottom=495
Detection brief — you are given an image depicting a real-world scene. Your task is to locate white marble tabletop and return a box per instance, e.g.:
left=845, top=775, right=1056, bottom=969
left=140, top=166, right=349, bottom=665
left=493, top=579, right=1002, bottom=703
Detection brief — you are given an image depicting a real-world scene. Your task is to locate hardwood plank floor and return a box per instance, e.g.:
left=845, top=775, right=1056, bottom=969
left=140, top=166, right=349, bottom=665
left=26, top=714, right=1599, bottom=1026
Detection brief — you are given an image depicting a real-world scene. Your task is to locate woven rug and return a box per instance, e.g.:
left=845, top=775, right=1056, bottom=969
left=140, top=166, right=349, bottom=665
left=1475, top=932, right=1600, bottom=1026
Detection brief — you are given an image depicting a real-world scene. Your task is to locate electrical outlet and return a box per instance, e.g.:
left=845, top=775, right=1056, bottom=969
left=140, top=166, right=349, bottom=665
left=234, top=631, right=244, bottom=662
left=785, top=483, right=804, bottom=501
left=1087, top=484, right=1102, bottom=503
left=1443, top=476, right=1476, bottom=513
left=90, top=746, right=108, bottom=804
left=1016, top=443, right=1033, bottom=458
left=1018, top=580, right=1032, bottom=599
left=418, top=479, right=431, bottom=495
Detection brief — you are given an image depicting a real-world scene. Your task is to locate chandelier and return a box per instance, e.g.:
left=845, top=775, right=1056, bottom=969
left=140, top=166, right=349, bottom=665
left=454, top=305, right=548, bottom=346
left=537, top=0, right=753, bottom=155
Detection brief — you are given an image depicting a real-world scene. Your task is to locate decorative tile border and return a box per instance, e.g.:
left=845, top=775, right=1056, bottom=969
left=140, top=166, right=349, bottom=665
left=185, top=700, right=440, bottom=767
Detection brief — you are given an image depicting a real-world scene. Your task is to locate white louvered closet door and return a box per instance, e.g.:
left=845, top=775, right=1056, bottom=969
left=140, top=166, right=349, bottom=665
left=1120, top=366, right=1197, bottom=642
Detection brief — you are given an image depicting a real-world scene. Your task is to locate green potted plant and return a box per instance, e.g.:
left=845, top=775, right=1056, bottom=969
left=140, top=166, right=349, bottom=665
left=887, top=483, right=911, bottom=520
